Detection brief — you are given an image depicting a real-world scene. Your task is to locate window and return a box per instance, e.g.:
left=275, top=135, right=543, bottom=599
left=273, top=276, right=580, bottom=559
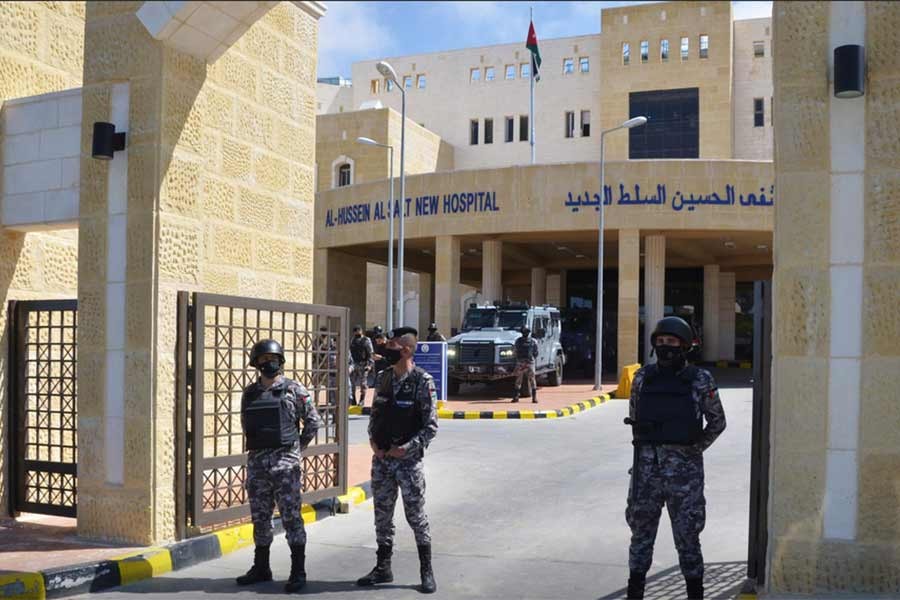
left=520, top=62, right=530, bottom=78
left=681, top=37, right=689, bottom=60
left=417, top=74, right=426, bottom=89
left=370, top=79, right=379, bottom=94
left=403, top=75, right=412, bottom=89
left=564, top=111, right=575, bottom=138
left=470, top=68, right=481, bottom=82
left=505, top=64, right=515, bottom=79
left=484, top=118, right=494, bottom=144
left=563, top=58, right=574, bottom=74
left=640, top=40, right=649, bottom=63
left=622, top=42, right=630, bottom=65
left=485, top=66, right=495, bottom=81
left=580, top=110, right=591, bottom=137
left=628, top=87, right=699, bottom=159
left=579, top=57, right=589, bottom=73
left=519, top=115, right=529, bottom=141
left=386, top=78, right=394, bottom=91
left=337, top=163, right=351, bottom=187
left=753, top=41, right=765, bottom=58
left=754, top=98, right=764, bottom=127
left=470, top=119, right=479, bottom=145
left=699, top=34, right=709, bottom=58
left=505, top=117, right=514, bottom=142
left=661, top=39, right=669, bottom=62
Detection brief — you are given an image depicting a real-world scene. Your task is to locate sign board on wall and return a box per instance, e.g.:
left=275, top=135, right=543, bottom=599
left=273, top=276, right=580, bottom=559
left=415, top=342, right=447, bottom=402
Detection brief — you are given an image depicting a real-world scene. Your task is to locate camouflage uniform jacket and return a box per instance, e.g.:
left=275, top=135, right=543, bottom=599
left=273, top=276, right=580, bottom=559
left=241, top=376, right=322, bottom=459
left=368, top=366, right=439, bottom=459
left=629, top=364, right=726, bottom=456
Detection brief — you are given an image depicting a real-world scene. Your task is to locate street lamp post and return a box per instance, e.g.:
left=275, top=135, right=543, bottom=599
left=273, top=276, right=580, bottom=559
left=377, top=60, right=407, bottom=328
left=356, top=136, right=394, bottom=331
left=594, top=116, right=648, bottom=391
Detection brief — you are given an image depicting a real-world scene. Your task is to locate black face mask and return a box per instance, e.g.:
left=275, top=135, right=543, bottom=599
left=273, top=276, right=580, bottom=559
left=258, top=360, right=282, bottom=378
left=381, top=347, right=404, bottom=366
left=655, top=344, right=686, bottom=368
left=354, top=332, right=362, bottom=337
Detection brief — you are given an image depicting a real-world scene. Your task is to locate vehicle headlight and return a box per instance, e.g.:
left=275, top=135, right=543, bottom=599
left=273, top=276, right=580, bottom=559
left=447, top=345, right=457, bottom=358
left=499, top=346, right=515, bottom=360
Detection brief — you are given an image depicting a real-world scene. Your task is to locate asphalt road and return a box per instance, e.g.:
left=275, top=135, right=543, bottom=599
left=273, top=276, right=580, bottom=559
left=84, top=370, right=753, bottom=600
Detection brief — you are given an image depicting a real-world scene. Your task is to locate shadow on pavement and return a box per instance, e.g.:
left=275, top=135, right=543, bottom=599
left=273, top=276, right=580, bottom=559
left=597, top=561, right=747, bottom=600
left=95, top=577, right=419, bottom=595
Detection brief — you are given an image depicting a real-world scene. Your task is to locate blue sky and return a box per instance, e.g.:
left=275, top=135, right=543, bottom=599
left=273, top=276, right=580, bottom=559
left=318, top=1, right=773, bottom=79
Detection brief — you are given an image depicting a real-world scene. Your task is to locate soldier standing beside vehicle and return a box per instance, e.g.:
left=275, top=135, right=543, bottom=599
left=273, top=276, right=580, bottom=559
left=350, top=325, right=374, bottom=407
left=237, top=339, right=321, bottom=593
left=623, top=316, right=726, bottom=600
left=425, top=323, right=446, bottom=342
left=512, top=326, right=539, bottom=403
left=357, top=326, right=439, bottom=594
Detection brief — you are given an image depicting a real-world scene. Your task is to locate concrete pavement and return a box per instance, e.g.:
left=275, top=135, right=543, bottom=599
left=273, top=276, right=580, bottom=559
left=78, top=370, right=753, bottom=599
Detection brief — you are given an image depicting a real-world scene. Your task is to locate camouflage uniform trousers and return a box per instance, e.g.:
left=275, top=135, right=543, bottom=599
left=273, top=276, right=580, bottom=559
left=350, top=361, right=370, bottom=403
left=371, top=455, right=431, bottom=546
left=626, top=445, right=706, bottom=579
left=513, top=360, right=537, bottom=395
left=247, top=446, right=307, bottom=547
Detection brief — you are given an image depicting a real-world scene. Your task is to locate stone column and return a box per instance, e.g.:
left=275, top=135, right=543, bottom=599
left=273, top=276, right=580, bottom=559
left=418, top=272, right=432, bottom=332
left=530, top=267, right=547, bottom=306
left=435, top=236, right=460, bottom=336
left=617, top=229, right=640, bottom=375
left=718, top=272, right=736, bottom=361
left=643, top=235, right=665, bottom=363
left=315, top=249, right=367, bottom=327
left=703, top=265, right=721, bottom=361
left=482, top=239, right=502, bottom=304
left=546, top=273, right=561, bottom=307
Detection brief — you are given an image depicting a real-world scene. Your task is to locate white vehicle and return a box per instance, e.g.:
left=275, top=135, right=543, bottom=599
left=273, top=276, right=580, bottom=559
left=446, top=302, right=566, bottom=394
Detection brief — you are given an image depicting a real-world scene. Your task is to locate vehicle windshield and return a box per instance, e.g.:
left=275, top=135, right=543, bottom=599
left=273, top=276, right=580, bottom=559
left=498, top=310, right=527, bottom=330
left=462, top=308, right=497, bottom=331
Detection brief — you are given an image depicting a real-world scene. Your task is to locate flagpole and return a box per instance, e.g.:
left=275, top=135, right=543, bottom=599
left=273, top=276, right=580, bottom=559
left=529, top=6, right=535, bottom=165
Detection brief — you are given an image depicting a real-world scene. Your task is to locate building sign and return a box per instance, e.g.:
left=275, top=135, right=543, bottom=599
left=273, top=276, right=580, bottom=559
left=323, top=183, right=774, bottom=228
left=415, top=342, right=447, bottom=402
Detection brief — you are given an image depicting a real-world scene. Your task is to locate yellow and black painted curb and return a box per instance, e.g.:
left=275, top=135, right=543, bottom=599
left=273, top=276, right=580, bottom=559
left=0, top=484, right=373, bottom=600
left=349, top=391, right=617, bottom=420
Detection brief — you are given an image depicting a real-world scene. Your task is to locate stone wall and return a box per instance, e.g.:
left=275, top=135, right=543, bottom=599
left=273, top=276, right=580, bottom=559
left=78, top=1, right=319, bottom=544
left=732, top=18, right=774, bottom=159
left=0, top=0, right=84, bottom=521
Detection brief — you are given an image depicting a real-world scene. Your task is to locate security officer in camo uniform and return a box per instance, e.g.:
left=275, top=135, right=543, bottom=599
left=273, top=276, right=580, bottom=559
left=350, top=325, right=374, bottom=407
left=512, top=326, right=539, bottom=403
left=425, top=323, right=446, bottom=342
left=237, top=339, right=322, bottom=593
left=357, top=326, right=439, bottom=594
left=623, top=317, right=726, bottom=600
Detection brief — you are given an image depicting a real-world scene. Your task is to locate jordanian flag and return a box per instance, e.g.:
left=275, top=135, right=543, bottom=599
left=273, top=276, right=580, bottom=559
left=526, top=20, right=541, bottom=81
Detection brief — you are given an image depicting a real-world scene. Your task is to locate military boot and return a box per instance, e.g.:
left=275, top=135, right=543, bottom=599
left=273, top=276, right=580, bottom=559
left=356, top=544, right=393, bottom=586
left=626, top=571, right=646, bottom=599
left=531, top=387, right=538, bottom=403
left=418, top=544, right=436, bottom=594
left=511, top=386, right=520, bottom=403
left=686, top=577, right=703, bottom=599
left=283, top=544, right=306, bottom=593
left=236, top=545, right=273, bottom=586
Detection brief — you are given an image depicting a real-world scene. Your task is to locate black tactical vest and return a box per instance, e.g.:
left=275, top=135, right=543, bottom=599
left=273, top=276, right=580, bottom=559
left=242, top=382, right=300, bottom=450
left=632, top=365, right=702, bottom=445
left=350, top=336, right=370, bottom=363
left=371, top=369, right=424, bottom=451
left=515, top=337, right=536, bottom=361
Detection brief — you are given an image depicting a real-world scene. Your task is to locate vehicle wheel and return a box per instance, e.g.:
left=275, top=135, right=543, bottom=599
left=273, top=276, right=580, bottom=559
left=547, top=357, right=563, bottom=386
left=448, top=379, right=460, bottom=396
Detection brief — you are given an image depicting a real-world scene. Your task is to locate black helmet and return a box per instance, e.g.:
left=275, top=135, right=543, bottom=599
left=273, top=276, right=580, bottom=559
left=521, top=326, right=531, bottom=336
left=428, top=322, right=438, bottom=331
left=249, top=339, right=284, bottom=366
left=373, top=325, right=384, bottom=335
left=650, top=317, right=694, bottom=346
left=353, top=324, right=363, bottom=332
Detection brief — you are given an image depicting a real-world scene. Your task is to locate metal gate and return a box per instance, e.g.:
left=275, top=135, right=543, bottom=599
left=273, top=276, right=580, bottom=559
left=176, top=292, right=349, bottom=534
left=8, top=300, right=78, bottom=518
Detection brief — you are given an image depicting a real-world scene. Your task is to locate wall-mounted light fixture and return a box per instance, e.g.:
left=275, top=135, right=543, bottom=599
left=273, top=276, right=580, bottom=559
left=91, top=121, right=126, bottom=160
left=834, top=44, right=865, bottom=98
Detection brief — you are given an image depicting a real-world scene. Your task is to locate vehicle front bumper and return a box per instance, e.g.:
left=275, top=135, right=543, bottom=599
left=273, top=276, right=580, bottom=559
left=449, top=363, right=517, bottom=382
